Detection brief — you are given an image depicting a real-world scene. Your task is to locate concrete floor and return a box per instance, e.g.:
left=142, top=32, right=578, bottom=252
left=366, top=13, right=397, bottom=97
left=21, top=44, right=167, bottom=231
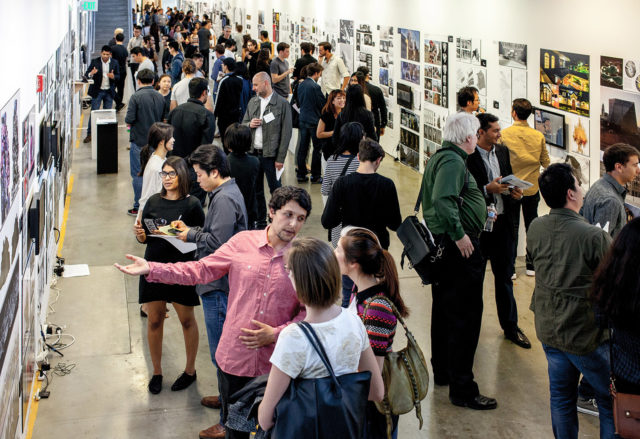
left=31, top=96, right=602, bottom=438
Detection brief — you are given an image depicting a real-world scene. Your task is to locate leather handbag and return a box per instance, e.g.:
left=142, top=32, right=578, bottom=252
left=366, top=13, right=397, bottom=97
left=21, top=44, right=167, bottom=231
left=362, top=298, right=429, bottom=439
left=271, top=321, right=371, bottom=439
left=609, top=326, right=640, bottom=438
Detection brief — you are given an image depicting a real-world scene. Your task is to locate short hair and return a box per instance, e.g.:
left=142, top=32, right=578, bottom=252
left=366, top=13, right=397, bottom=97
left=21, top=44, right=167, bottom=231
left=268, top=186, right=312, bottom=219
left=260, top=30, right=269, bottom=39
left=181, top=58, right=196, bottom=74
left=276, top=42, right=289, bottom=53
left=287, top=237, right=341, bottom=308
left=300, top=42, right=314, bottom=53
left=248, top=39, right=258, bottom=48
left=214, top=44, right=225, bottom=54
left=457, top=86, right=478, bottom=108
left=136, top=68, right=155, bottom=84
left=143, top=35, right=151, bottom=43
left=188, top=77, right=208, bottom=98
left=334, top=121, right=364, bottom=158
left=224, top=40, right=235, bottom=49
left=115, top=33, right=125, bottom=42
left=222, top=57, right=236, bottom=71
left=443, top=111, right=481, bottom=145
left=130, top=47, right=144, bottom=56
left=358, top=138, right=385, bottom=162
left=160, top=156, right=191, bottom=198
left=224, top=25, right=232, bottom=30
left=134, top=25, right=142, bottom=31
left=191, top=52, right=203, bottom=60
left=603, top=143, right=639, bottom=172
left=512, top=98, right=533, bottom=120
left=114, top=27, right=124, bottom=35
left=236, top=24, right=243, bottom=32
left=224, top=123, right=252, bottom=153
left=319, top=41, right=332, bottom=52
left=188, top=144, right=230, bottom=177
left=356, top=66, right=370, bottom=77
left=477, top=113, right=499, bottom=132
left=539, top=163, right=577, bottom=209
left=305, top=62, right=323, bottom=77
left=101, top=45, right=112, bottom=53
left=169, top=41, right=180, bottom=52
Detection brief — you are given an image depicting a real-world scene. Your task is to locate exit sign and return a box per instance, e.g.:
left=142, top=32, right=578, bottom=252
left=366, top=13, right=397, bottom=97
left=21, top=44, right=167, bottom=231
left=80, top=0, right=98, bottom=11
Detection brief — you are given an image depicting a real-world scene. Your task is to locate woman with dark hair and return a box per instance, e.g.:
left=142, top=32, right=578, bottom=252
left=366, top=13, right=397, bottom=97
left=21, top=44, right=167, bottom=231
left=155, top=74, right=172, bottom=121
left=321, top=122, right=363, bottom=242
left=350, top=71, right=371, bottom=110
left=133, top=156, right=205, bottom=395
left=214, top=58, right=244, bottom=149
left=137, top=122, right=174, bottom=221
left=317, top=89, right=346, bottom=160
left=255, top=48, right=271, bottom=75
left=332, top=85, right=377, bottom=149
left=592, top=217, right=640, bottom=394
left=150, top=22, right=161, bottom=52
left=335, top=227, right=409, bottom=439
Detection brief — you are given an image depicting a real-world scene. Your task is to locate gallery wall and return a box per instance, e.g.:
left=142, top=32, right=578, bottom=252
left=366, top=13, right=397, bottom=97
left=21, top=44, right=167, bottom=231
left=221, top=0, right=640, bottom=197
left=0, top=1, right=89, bottom=437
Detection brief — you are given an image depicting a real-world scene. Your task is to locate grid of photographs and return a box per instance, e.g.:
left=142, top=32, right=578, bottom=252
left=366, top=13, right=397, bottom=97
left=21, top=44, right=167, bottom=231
left=400, top=108, right=420, bottom=132
left=423, top=38, right=449, bottom=108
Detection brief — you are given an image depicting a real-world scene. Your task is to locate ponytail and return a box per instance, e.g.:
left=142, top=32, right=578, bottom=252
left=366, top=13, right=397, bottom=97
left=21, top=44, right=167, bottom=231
left=138, top=144, right=154, bottom=176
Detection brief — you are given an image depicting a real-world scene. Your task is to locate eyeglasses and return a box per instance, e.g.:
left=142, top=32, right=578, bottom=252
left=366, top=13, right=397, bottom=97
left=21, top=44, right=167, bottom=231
left=159, top=171, right=177, bottom=179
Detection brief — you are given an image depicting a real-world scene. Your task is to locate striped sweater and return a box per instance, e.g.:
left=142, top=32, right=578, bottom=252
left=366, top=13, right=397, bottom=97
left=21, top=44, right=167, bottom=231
left=355, top=285, right=397, bottom=356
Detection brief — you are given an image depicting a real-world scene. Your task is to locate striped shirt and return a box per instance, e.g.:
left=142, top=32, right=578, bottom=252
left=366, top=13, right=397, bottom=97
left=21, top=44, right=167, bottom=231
left=354, top=285, right=397, bottom=356
left=321, top=154, right=359, bottom=247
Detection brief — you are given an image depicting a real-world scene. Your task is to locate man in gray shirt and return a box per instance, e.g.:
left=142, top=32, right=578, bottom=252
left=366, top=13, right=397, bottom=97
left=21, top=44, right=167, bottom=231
left=270, top=42, right=294, bottom=98
left=172, top=144, right=247, bottom=439
left=582, top=143, right=639, bottom=238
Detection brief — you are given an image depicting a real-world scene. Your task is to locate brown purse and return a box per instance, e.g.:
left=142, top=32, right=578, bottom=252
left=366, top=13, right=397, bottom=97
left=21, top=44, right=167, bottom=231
left=362, top=296, right=429, bottom=439
left=609, top=327, right=640, bottom=439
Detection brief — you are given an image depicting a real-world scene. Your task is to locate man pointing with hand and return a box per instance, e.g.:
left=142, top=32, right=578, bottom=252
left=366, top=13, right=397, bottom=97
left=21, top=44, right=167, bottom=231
left=115, top=186, right=311, bottom=439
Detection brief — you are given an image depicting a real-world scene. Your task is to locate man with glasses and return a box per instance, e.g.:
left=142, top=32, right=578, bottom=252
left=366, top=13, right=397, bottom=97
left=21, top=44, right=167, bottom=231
left=458, top=86, right=481, bottom=113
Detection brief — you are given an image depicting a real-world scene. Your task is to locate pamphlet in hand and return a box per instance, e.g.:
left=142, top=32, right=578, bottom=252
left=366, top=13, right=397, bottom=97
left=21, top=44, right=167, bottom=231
left=500, top=175, right=533, bottom=190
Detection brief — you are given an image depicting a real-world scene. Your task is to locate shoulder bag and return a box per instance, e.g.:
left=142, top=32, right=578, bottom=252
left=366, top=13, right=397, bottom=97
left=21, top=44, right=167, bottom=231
left=271, top=321, right=371, bottom=439
left=362, top=297, right=429, bottom=439
left=396, top=148, right=468, bottom=285
left=609, top=325, right=640, bottom=438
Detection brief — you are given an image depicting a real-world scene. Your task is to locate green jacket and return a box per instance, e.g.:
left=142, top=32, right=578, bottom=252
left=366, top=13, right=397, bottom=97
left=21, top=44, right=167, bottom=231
left=527, top=208, right=612, bottom=355
left=421, top=142, right=486, bottom=241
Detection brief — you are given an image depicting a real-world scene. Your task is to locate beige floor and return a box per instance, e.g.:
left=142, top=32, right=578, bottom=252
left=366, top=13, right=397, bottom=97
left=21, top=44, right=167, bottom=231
left=30, top=100, right=602, bottom=438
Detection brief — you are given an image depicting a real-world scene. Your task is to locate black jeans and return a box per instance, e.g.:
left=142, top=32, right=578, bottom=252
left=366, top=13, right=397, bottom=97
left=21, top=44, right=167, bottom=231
left=129, top=62, right=139, bottom=90
left=480, top=214, right=518, bottom=333
left=115, top=73, right=126, bottom=106
left=218, top=370, right=253, bottom=439
left=188, top=167, right=207, bottom=207
left=201, top=49, right=210, bottom=76
left=218, top=112, right=241, bottom=152
left=251, top=152, right=282, bottom=228
left=430, top=234, right=485, bottom=399
left=510, top=191, right=540, bottom=271
left=296, top=123, right=322, bottom=179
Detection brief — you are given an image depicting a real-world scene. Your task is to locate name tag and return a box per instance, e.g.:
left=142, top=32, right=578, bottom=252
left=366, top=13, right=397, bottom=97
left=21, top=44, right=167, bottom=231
left=263, top=112, right=275, bottom=123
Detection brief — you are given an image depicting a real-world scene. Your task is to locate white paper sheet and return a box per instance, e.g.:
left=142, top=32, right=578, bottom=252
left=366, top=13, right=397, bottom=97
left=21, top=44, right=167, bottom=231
left=147, top=235, right=197, bottom=254
left=62, top=264, right=91, bottom=278
left=276, top=167, right=285, bottom=181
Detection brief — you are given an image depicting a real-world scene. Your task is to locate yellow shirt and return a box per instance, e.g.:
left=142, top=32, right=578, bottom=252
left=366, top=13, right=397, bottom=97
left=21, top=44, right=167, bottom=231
left=501, top=121, right=550, bottom=196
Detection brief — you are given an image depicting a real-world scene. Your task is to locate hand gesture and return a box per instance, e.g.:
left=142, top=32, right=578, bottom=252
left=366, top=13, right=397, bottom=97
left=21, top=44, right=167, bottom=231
left=249, top=118, right=262, bottom=128
left=455, top=234, right=474, bottom=259
left=114, top=254, right=151, bottom=276
left=107, top=71, right=115, bottom=79
left=171, top=220, right=187, bottom=230
left=239, top=320, right=276, bottom=349
left=510, top=186, right=523, bottom=200
left=134, top=219, right=146, bottom=242
left=485, top=176, right=510, bottom=194
left=176, top=229, right=189, bottom=242
left=288, top=67, right=294, bottom=75
left=90, top=67, right=98, bottom=76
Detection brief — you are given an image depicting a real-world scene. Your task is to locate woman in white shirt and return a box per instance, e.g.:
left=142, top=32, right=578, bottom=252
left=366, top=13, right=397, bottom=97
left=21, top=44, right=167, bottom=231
left=258, top=237, right=384, bottom=431
left=137, top=122, right=174, bottom=221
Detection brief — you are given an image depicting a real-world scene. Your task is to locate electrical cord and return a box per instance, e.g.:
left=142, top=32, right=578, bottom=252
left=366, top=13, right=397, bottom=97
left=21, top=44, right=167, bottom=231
left=53, top=362, right=76, bottom=377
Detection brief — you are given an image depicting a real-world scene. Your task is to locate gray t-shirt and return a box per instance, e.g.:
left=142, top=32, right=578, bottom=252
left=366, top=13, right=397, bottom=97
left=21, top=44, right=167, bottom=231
left=270, top=57, right=290, bottom=98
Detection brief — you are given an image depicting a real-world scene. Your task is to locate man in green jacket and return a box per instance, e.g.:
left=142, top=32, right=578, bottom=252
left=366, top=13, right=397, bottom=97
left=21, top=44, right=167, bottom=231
left=527, top=163, right=614, bottom=438
left=421, top=112, right=495, bottom=410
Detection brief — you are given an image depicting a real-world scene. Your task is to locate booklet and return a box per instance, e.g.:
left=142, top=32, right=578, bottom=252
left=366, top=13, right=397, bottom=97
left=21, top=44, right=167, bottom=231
left=147, top=235, right=197, bottom=254
left=500, top=175, right=533, bottom=190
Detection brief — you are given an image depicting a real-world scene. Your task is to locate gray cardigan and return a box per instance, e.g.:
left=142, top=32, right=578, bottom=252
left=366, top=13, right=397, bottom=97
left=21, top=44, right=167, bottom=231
left=241, top=92, right=292, bottom=163
left=186, top=179, right=248, bottom=295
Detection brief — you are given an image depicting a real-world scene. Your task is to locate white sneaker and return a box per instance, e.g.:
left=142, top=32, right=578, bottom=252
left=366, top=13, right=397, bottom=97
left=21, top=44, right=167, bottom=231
left=526, top=269, right=535, bottom=277
left=511, top=273, right=517, bottom=280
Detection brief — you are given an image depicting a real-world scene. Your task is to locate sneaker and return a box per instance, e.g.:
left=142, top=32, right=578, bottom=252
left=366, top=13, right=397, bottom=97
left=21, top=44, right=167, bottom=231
left=310, top=176, right=323, bottom=184
left=83, top=135, right=91, bottom=143
left=526, top=269, right=535, bottom=277
left=171, top=371, right=197, bottom=391
left=511, top=273, right=517, bottom=280
left=127, top=208, right=138, bottom=217
left=148, top=375, right=163, bottom=394
left=115, top=103, right=126, bottom=112
left=577, top=397, right=598, bottom=417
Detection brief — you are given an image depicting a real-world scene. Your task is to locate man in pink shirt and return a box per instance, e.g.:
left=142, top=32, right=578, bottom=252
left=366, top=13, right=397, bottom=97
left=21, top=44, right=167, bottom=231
left=116, top=186, right=311, bottom=439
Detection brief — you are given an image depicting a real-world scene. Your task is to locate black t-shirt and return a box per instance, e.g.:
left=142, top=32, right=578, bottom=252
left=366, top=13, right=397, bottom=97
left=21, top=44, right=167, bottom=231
left=218, top=35, right=232, bottom=47
left=320, top=111, right=338, bottom=159
left=260, top=41, right=272, bottom=54
left=244, top=52, right=259, bottom=78
left=197, top=28, right=211, bottom=51
left=228, top=152, right=260, bottom=227
left=111, top=44, right=129, bottom=73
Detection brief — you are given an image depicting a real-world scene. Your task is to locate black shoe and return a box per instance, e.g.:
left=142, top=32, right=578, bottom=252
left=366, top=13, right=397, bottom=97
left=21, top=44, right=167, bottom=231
left=83, top=135, right=91, bottom=143
left=297, top=177, right=309, bottom=183
left=505, top=327, right=531, bottom=349
left=140, top=306, right=147, bottom=318
left=171, top=371, right=197, bottom=391
left=450, top=394, right=497, bottom=410
left=116, top=103, right=126, bottom=112
left=310, top=176, right=323, bottom=184
left=148, top=375, right=163, bottom=394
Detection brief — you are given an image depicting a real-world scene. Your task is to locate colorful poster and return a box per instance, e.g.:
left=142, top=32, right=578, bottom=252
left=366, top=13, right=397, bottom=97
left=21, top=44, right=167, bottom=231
left=399, top=28, right=420, bottom=62
left=540, top=49, right=590, bottom=116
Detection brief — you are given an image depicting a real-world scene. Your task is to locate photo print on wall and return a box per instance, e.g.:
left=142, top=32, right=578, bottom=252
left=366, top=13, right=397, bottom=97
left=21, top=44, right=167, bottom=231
left=539, top=49, right=590, bottom=117
left=399, top=28, right=420, bottom=62
left=499, top=42, right=527, bottom=69
left=424, top=37, right=449, bottom=109
left=601, top=56, right=623, bottom=90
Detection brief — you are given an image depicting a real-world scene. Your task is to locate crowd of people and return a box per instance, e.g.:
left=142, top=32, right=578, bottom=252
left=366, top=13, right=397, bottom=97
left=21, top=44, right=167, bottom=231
left=93, top=5, right=640, bottom=439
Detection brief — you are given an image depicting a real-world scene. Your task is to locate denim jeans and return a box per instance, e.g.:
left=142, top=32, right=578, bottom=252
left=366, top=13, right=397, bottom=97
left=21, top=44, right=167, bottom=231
left=201, top=290, right=228, bottom=426
left=296, top=123, right=322, bottom=179
left=511, top=191, right=540, bottom=271
left=129, top=142, right=143, bottom=210
left=542, top=343, right=615, bottom=439
left=86, top=90, right=114, bottom=136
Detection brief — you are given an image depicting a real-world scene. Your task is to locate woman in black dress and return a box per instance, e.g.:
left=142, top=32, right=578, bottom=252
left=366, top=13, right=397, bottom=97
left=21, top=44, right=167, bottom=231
left=133, top=156, right=205, bottom=394
left=317, top=89, right=346, bottom=160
